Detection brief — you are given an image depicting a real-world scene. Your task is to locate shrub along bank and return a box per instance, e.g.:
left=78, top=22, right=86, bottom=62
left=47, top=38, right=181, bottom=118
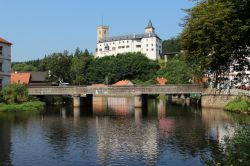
left=224, top=97, right=250, bottom=114
left=0, top=84, right=45, bottom=112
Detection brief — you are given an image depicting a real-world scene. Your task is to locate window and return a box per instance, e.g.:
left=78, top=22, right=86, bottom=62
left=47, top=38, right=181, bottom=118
left=127, top=40, right=129, bottom=43
left=152, top=48, right=154, bottom=51
left=151, top=44, right=154, bottom=47
left=0, top=46, right=2, bottom=55
left=126, top=45, right=129, bottom=48
left=118, top=46, right=122, bottom=49
left=99, top=49, right=102, bottom=51
left=0, top=63, right=2, bottom=71
left=122, top=46, right=125, bottom=48
left=136, top=45, right=141, bottom=48
left=146, top=44, right=148, bottom=47
left=0, top=79, right=2, bottom=88
left=146, top=49, right=148, bottom=51
left=123, top=41, right=125, bottom=43
left=112, top=47, right=116, bottom=50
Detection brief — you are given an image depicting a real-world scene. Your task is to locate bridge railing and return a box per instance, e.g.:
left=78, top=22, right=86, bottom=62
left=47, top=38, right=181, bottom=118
left=28, top=84, right=204, bottom=96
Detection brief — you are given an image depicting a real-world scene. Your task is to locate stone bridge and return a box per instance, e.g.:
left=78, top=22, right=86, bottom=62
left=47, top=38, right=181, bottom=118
left=28, top=84, right=204, bottom=96
left=28, top=85, right=203, bottom=107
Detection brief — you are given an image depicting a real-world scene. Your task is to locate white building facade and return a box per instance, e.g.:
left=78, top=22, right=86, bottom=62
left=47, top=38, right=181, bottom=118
left=0, top=37, right=12, bottom=87
left=96, top=21, right=162, bottom=60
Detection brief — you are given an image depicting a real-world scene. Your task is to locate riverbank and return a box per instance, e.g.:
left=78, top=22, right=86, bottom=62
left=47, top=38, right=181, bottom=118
left=0, top=101, right=45, bottom=112
left=224, top=97, right=250, bottom=115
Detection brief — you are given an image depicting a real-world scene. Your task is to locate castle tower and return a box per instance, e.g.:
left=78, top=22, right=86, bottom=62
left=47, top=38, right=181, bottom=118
left=97, top=25, right=109, bottom=43
left=145, top=20, right=155, bottom=34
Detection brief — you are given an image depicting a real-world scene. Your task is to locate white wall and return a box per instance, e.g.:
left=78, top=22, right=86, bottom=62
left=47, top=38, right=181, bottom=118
left=96, top=37, right=162, bottom=60
left=0, top=43, right=11, bottom=87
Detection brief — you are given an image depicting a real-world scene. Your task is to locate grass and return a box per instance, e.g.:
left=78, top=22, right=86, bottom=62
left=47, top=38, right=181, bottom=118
left=0, top=101, right=45, bottom=112
left=224, top=97, right=250, bottom=114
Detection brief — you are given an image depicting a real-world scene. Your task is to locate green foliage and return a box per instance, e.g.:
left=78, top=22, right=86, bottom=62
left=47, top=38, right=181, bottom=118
left=86, top=52, right=160, bottom=84
left=156, top=59, right=193, bottom=84
left=0, top=84, right=29, bottom=104
left=12, top=63, right=38, bottom=71
left=0, top=101, right=45, bottom=112
left=70, top=49, right=92, bottom=85
left=224, top=97, right=250, bottom=113
left=162, top=37, right=181, bottom=53
left=181, top=0, right=250, bottom=82
left=205, top=125, right=250, bottom=166
left=40, top=50, right=73, bottom=83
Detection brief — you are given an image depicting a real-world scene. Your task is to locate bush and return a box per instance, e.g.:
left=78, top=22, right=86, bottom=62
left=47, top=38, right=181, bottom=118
left=224, top=97, right=250, bottom=113
left=0, top=84, right=29, bottom=104
left=0, top=101, right=45, bottom=112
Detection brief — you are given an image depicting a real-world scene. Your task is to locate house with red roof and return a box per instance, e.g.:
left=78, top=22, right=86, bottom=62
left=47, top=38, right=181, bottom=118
left=112, top=80, right=133, bottom=86
left=11, top=72, right=31, bottom=85
left=0, top=37, right=12, bottom=88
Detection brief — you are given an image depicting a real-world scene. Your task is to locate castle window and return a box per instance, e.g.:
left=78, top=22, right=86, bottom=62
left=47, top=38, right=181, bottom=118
left=127, top=40, right=129, bottom=43
left=0, top=63, right=2, bottom=71
left=122, top=46, right=125, bottom=48
left=152, top=44, right=154, bottom=46
left=123, top=41, right=125, bottom=43
left=152, top=48, right=154, bottom=51
left=112, top=47, right=116, bottom=50
left=146, top=49, right=148, bottom=51
left=126, top=45, right=129, bottom=48
left=146, top=44, right=148, bottom=47
left=136, top=45, right=141, bottom=48
left=99, top=49, right=102, bottom=51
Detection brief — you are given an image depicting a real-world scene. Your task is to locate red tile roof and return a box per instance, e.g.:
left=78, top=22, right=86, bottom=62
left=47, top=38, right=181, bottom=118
left=156, top=77, right=167, bottom=85
left=0, top=37, right=12, bottom=45
left=112, top=80, right=133, bottom=86
left=11, top=72, right=31, bottom=85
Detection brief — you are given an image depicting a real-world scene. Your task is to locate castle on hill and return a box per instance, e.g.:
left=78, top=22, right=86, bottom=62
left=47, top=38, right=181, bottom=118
left=96, top=20, right=162, bottom=60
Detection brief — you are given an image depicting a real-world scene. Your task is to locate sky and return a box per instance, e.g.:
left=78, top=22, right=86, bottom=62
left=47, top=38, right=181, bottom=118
left=1, top=0, right=195, bottom=62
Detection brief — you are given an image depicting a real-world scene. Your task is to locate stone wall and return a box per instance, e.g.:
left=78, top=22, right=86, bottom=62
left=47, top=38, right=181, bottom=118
left=201, top=94, right=236, bottom=109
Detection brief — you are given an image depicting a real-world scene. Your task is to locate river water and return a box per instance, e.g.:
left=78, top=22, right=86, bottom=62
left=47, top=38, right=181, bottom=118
left=0, top=97, right=248, bottom=166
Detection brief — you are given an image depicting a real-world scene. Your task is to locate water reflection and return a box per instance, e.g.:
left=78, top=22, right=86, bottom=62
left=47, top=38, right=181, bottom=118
left=0, top=113, right=12, bottom=166
left=0, top=97, right=247, bottom=166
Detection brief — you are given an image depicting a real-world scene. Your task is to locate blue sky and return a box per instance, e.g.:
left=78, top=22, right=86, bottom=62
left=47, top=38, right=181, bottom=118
left=1, top=0, right=194, bottom=62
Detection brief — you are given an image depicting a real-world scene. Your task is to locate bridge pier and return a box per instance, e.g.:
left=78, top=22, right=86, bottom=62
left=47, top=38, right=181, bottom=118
left=73, top=96, right=81, bottom=107
left=134, top=94, right=147, bottom=108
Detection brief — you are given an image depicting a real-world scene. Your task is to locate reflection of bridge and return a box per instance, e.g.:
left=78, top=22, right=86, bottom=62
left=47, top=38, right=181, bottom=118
left=28, top=85, right=203, bottom=107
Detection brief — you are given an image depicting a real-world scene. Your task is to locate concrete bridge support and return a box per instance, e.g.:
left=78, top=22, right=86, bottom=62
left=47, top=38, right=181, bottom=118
left=73, top=96, right=81, bottom=107
left=134, top=94, right=147, bottom=108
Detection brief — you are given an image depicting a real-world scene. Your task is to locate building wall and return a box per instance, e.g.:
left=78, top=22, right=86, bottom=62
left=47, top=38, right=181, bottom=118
left=0, top=43, right=11, bottom=87
left=96, top=36, right=162, bottom=60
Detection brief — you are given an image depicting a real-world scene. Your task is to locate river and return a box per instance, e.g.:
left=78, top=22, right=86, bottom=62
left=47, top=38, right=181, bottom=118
left=0, top=96, right=249, bottom=166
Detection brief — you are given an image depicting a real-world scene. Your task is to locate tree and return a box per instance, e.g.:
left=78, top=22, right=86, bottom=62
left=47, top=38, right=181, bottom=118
left=162, top=37, right=181, bottom=53
left=181, top=0, right=250, bottom=86
left=40, top=51, right=72, bottom=83
left=70, top=49, right=92, bottom=85
left=156, top=59, right=193, bottom=84
left=0, top=84, right=29, bottom=104
left=85, top=53, right=160, bottom=84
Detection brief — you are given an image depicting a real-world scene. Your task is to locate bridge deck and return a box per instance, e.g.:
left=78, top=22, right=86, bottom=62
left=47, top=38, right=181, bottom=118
left=28, top=85, right=204, bottom=96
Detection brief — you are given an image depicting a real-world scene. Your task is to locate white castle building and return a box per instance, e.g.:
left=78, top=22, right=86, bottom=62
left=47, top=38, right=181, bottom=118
left=96, top=21, right=162, bottom=60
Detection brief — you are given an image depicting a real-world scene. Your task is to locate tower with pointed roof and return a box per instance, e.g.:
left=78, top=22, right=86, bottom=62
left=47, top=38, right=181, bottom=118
left=145, top=20, right=155, bottom=34
left=96, top=21, right=162, bottom=60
